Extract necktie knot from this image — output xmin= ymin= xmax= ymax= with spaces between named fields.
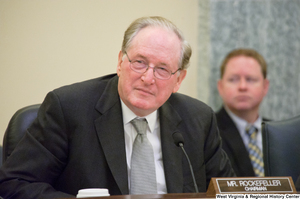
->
xmin=246 ymin=125 xmax=258 ymax=139
xmin=131 ymin=118 xmax=148 ymax=136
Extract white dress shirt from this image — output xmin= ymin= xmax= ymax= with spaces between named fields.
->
xmin=120 ymin=100 xmax=167 ymax=194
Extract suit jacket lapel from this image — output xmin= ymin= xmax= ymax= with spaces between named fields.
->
xmin=218 ymin=107 xmax=254 ymax=176
xmin=159 ymin=101 xmax=184 ymax=193
xmin=94 ymin=76 xmax=129 ymax=194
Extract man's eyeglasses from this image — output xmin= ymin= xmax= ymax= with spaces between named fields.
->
xmin=125 ymin=51 xmax=181 ymax=80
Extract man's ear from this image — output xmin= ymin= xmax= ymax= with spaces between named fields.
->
xmin=117 ymin=51 xmax=123 ymax=76
xmin=217 ymin=79 xmax=223 ymax=96
xmin=263 ymin=78 xmax=270 ymax=97
xmin=172 ymin=70 xmax=187 ymax=93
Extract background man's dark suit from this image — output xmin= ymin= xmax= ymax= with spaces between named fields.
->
xmin=0 ymin=74 xmax=234 ymax=199
xmin=216 ymin=107 xmax=253 ymax=177
xmin=216 ymin=107 xmax=269 ymax=177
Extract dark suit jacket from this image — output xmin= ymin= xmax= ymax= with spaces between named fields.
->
xmin=216 ymin=107 xmax=268 ymax=177
xmin=296 ymin=175 xmax=300 ymax=191
xmin=0 ymin=74 xmax=234 ymax=199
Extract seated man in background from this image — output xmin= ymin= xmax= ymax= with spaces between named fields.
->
xmin=0 ymin=16 xmax=234 ymax=199
xmin=216 ymin=48 xmax=269 ymax=177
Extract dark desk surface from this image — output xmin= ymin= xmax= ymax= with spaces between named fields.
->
xmin=60 ymin=193 xmax=213 ymax=199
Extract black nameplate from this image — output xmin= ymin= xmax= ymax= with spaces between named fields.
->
xmin=207 ymin=177 xmax=296 ymax=196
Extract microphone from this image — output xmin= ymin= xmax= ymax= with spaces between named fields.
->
xmin=172 ymin=132 xmax=199 ymax=193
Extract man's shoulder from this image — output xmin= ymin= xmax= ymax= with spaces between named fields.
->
xmin=56 ymin=74 xmax=116 ymax=90
xmin=215 ymin=106 xmax=229 ymax=119
xmin=168 ymin=92 xmax=212 ymax=113
xmin=52 ymin=74 xmax=117 ymax=95
xmin=215 ymin=107 xmax=236 ymax=130
xmin=44 ymin=74 xmax=118 ymax=107
xmin=262 ymin=117 xmax=272 ymax=122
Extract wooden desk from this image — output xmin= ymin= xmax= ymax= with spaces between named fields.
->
xmin=60 ymin=192 xmax=213 ymax=199
xmin=59 ymin=192 xmax=300 ymax=199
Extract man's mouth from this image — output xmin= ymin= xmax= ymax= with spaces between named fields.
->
xmin=136 ymin=88 xmax=153 ymax=96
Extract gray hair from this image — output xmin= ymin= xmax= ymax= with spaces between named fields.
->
xmin=121 ymin=16 xmax=192 ymax=70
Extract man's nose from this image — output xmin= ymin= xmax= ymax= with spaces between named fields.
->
xmin=141 ymin=66 xmax=155 ymax=84
xmin=238 ymin=79 xmax=247 ymax=89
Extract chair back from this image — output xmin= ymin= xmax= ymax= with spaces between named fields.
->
xmin=0 ymin=146 xmax=2 ymax=166
xmin=262 ymin=115 xmax=300 ymax=182
xmin=3 ymin=104 xmax=40 ymax=163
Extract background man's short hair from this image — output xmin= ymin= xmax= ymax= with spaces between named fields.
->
xmin=220 ymin=48 xmax=267 ymax=79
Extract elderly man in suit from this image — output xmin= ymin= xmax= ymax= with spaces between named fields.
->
xmin=216 ymin=48 xmax=269 ymax=177
xmin=0 ymin=16 xmax=234 ymax=199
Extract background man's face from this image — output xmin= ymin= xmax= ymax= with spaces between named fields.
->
xmin=218 ymin=56 xmax=269 ymax=114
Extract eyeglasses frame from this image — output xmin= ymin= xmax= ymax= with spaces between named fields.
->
xmin=124 ymin=51 xmax=181 ymax=80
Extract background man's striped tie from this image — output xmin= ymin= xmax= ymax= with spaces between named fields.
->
xmin=246 ymin=125 xmax=264 ymax=177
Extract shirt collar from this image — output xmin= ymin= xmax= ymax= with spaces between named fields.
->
xmin=224 ymin=106 xmax=262 ymax=133
xmin=120 ymin=99 xmax=158 ymax=133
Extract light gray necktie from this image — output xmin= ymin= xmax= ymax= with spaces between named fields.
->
xmin=130 ymin=118 xmax=157 ymax=195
